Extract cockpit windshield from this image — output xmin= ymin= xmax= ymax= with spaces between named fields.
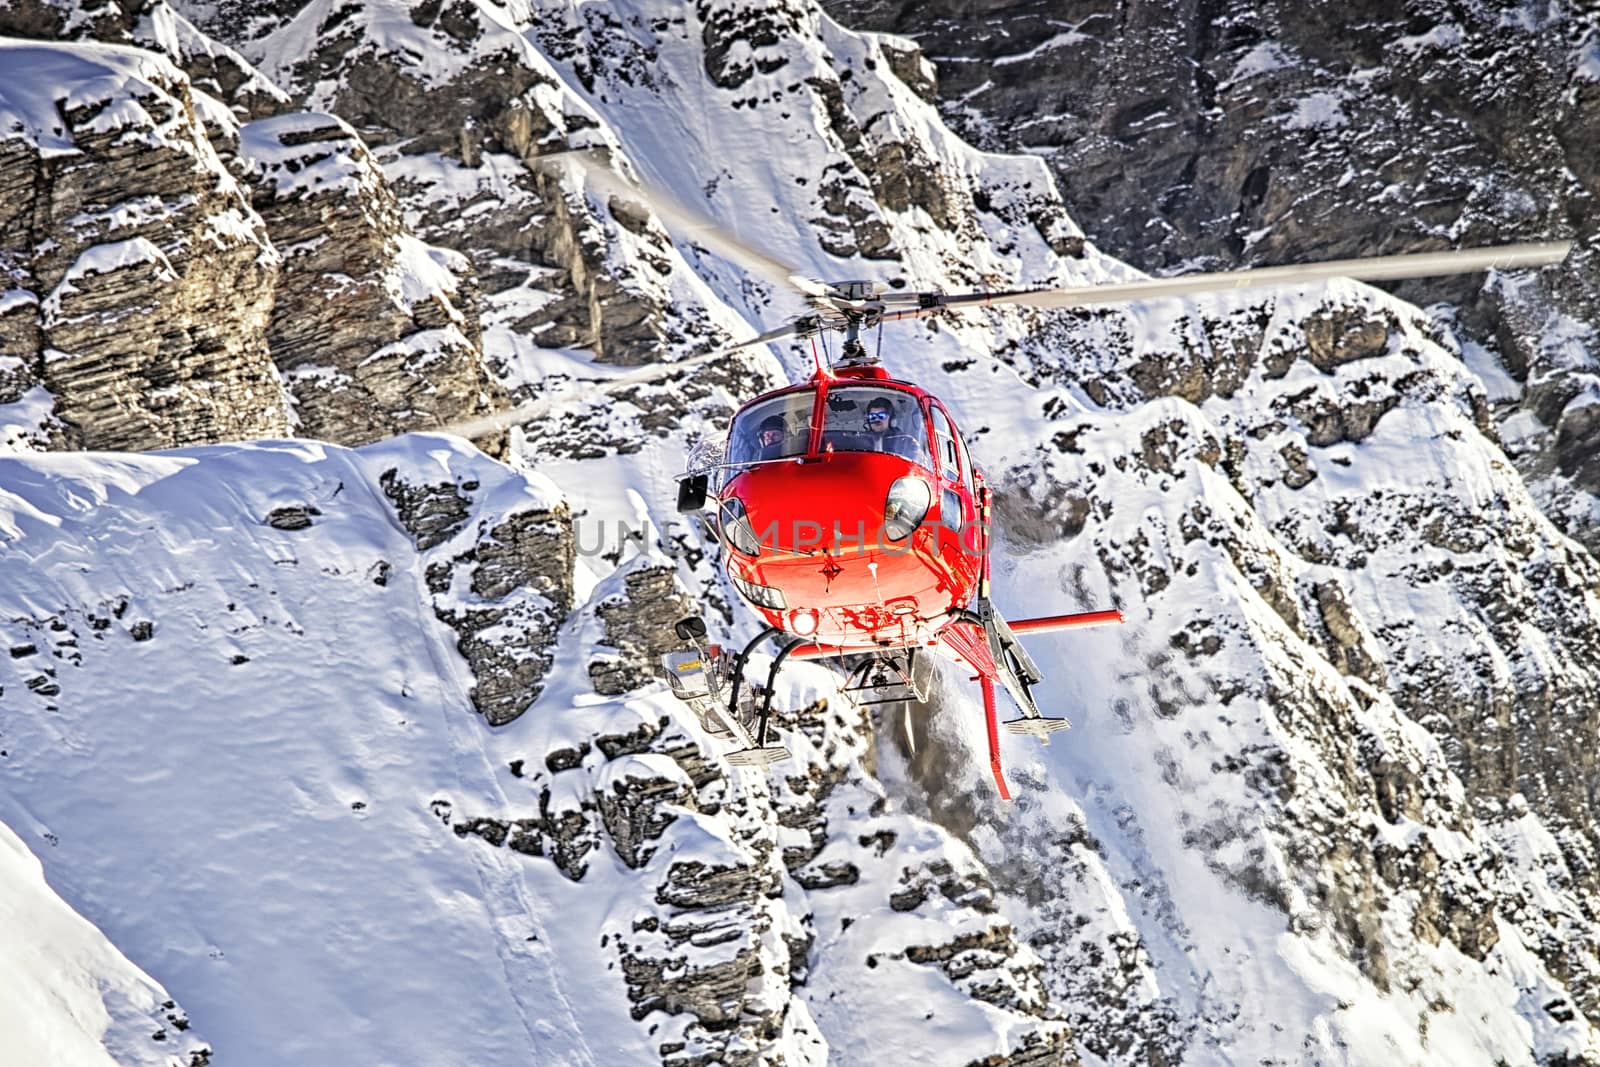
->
xmin=821 ymin=386 xmax=930 ymax=467
xmin=727 ymin=389 xmax=817 ymax=469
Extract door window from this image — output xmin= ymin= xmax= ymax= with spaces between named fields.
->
xmin=929 ymin=404 xmax=960 ymax=483
xmin=727 ymin=389 xmax=818 ymax=469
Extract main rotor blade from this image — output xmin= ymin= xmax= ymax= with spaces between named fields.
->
xmin=931 ymin=241 xmax=1573 ymax=313
xmin=708 ymin=318 xmax=813 ymax=355
xmin=541 ymin=148 xmax=830 ymax=299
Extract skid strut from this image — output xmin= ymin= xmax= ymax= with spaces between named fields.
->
xmin=971 ymin=487 xmax=1069 ymax=738
xmin=754 ymin=638 xmax=807 ymax=746
xmin=725 ymin=624 xmax=790 ymax=765
xmin=727 ymin=624 xmax=782 ymax=720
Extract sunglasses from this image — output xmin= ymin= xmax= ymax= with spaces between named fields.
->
xmin=865 ymin=410 xmax=891 ymax=422
xmin=758 ymin=429 xmax=784 ymax=444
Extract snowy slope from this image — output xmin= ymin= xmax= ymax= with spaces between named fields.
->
xmin=0 ymin=440 xmax=625 ymax=1065
xmin=0 ymin=821 xmax=209 ymax=1067
xmin=0 ymin=438 xmax=1070 ymax=1064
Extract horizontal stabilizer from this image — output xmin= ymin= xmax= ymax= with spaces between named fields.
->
xmin=726 ymin=746 xmax=792 ymax=767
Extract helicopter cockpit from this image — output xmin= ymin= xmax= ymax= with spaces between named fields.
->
xmin=726 ymin=383 xmax=934 ymax=473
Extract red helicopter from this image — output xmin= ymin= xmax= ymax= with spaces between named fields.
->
xmin=479 ymin=154 xmax=1570 ymax=799
xmin=666 ymin=334 xmax=1123 ymax=801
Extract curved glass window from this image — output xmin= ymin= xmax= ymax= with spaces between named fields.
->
xmin=820 ymin=386 xmax=930 ymax=467
xmin=727 ymin=389 xmax=817 ymax=469
xmin=929 ymin=404 xmax=960 ymax=483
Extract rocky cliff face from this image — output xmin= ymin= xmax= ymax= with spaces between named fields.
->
xmin=0 ymin=0 xmax=289 ymax=119
xmin=965 ymin=285 xmax=1600 ymax=1055
xmin=0 ymin=0 xmax=510 ymax=450
xmin=0 ymin=39 xmax=289 ymax=450
xmin=238 ymin=111 xmax=505 ymax=446
xmin=219 ymin=0 xmax=705 ymax=369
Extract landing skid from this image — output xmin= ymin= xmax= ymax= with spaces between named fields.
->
xmin=726 ymin=746 xmax=792 ymax=767
xmin=661 ymin=619 xmax=793 ymax=768
xmin=715 ymin=704 xmax=792 ymax=768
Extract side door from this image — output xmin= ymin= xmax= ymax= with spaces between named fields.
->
xmin=926 ymin=402 xmax=973 ymax=571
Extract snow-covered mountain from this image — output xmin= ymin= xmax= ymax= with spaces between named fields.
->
xmin=0 ymin=437 xmax=1071 ymax=1065
xmin=1 ymin=0 xmax=1598 ymax=1063
xmin=822 ymin=0 xmax=1600 ymax=560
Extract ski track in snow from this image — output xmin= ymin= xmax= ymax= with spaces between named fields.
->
xmin=347 ymin=453 xmax=597 ymax=1065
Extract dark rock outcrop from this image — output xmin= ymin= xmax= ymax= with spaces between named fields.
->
xmin=588 ymin=556 xmax=696 ymax=697
xmin=380 ymin=463 xmax=574 ymax=725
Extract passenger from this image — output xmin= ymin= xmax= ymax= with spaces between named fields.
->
xmin=755 ymin=414 xmax=787 ymax=460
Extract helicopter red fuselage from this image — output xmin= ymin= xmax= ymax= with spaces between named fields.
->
xmin=716 ymin=365 xmax=984 ymax=649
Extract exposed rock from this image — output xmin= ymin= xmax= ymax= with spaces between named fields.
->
xmin=378 ymin=468 xmax=471 ymax=550
xmin=449 ymin=775 xmax=599 ymax=882
xmin=597 ymin=754 xmax=695 ymax=869
xmin=875 ymin=32 xmax=936 ymax=105
xmin=1372 ymin=832 xmax=1500 ymax=961
xmin=236 ymin=112 xmax=507 ymax=447
xmin=239 ymin=0 xmax=680 ymax=367
xmin=0 ymin=40 xmax=291 ymax=450
xmin=1304 ymin=307 xmax=1396 ymax=372
xmin=264 ymin=504 xmax=320 ymax=530
xmin=380 ymin=463 xmax=574 ymax=725
xmin=588 ymin=556 xmax=696 ymax=696
xmin=1309 ymin=578 xmax=1385 ymax=688
xmin=1555 ymin=394 xmax=1600 ymax=497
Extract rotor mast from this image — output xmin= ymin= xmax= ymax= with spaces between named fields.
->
xmin=830 ymin=281 xmax=881 ymax=366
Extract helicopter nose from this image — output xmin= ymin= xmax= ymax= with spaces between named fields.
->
xmin=731 ymin=453 xmax=935 ymax=554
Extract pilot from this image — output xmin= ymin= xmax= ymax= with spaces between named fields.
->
xmin=755 ymin=414 xmax=787 ymax=460
xmin=863 ymin=397 xmax=920 ymax=459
